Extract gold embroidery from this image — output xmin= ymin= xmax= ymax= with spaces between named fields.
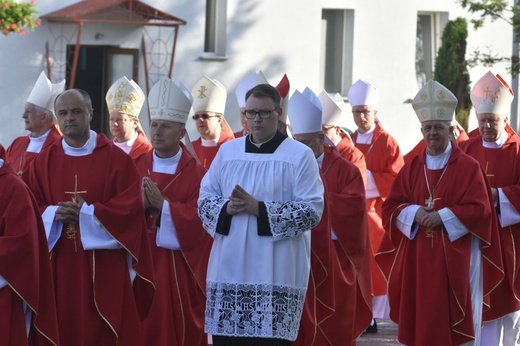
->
xmin=64 ymin=174 xmax=87 ymax=252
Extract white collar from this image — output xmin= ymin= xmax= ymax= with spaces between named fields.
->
xmin=152 ymin=147 xmax=183 ymax=174
xmin=482 ymin=129 xmax=508 ymax=149
xmin=113 ymin=131 xmax=138 ymax=154
xmin=425 ymin=141 xmax=452 ymax=169
xmin=62 ymin=130 xmax=97 ymax=156
xmin=201 ymin=133 xmax=220 ymax=147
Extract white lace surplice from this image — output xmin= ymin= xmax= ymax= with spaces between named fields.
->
xmin=198 ymin=136 xmax=324 ymax=341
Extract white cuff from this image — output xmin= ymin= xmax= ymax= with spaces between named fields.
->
xmin=397 ymin=205 xmax=421 ymax=239
xmin=79 ymin=203 xmax=121 ymax=250
xmin=42 ymin=205 xmax=62 ymax=251
xmin=439 ymin=208 xmax=469 ymax=242
xmin=365 ymin=170 xmax=381 ymax=199
xmin=498 ymin=188 xmax=520 ymax=227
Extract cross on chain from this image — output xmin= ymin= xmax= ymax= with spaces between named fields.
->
xmin=64 ymin=175 xmax=87 ymax=252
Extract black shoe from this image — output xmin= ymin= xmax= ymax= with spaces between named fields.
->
xmin=365 ymin=319 xmax=378 ymax=334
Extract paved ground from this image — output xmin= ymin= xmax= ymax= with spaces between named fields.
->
xmin=356 ymin=319 xmax=400 ymax=345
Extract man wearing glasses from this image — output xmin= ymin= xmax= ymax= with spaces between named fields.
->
xmin=190 ymin=76 xmax=234 ymax=169
xmin=198 ymin=84 xmax=324 ymax=345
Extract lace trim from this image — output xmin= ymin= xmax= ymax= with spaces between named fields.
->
xmin=205 ymin=282 xmax=306 ymax=341
xmin=265 ymin=201 xmax=321 ymax=240
xmin=198 ymin=195 xmax=226 ymax=236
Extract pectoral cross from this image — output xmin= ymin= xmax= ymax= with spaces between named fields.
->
xmin=425 ymin=196 xmax=440 ymax=208
xmin=425 ymin=228 xmax=436 ymax=248
xmin=64 ymin=175 xmax=87 ymax=252
xmin=485 ymin=161 xmax=494 ymax=178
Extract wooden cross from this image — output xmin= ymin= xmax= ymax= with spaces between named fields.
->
xmin=64 ymin=175 xmax=87 ymax=252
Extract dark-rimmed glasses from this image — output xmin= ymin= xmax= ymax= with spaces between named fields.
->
xmin=192 ymin=114 xmax=220 ymax=121
xmin=244 ymin=109 xmax=278 ymax=119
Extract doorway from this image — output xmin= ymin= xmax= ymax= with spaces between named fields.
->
xmin=66 ymin=45 xmax=139 ymax=137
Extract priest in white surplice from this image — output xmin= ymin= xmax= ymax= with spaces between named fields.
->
xmin=198 ymin=83 xmax=324 ymax=346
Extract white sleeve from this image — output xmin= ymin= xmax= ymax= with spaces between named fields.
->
xmin=79 ymin=203 xmax=121 ymax=250
xmin=396 ymin=205 xmax=421 ymax=239
xmin=0 ymin=275 xmax=6 ymax=289
xmin=42 ymin=205 xmax=63 ymax=251
xmin=365 ymin=170 xmax=381 ymax=199
xmin=156 ymin=200 xmax=181 ymax=250
xmin=498 ymin=188 xmax=520 ymax=227
xmin=438 ymin=208 xmax=470 ymax=242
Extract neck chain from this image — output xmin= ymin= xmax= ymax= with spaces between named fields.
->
xmin=423 ymin=163 xmax=449 ymax=208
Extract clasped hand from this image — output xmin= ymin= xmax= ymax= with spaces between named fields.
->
xmin=415 ymin=206 xmax=442 ymax=229
xmin=55 ymin=192 xmax=85 ymax=224
xmin=226 ymin=185 xmax=259 ymax=216
xmin=142 ymin=177 xmax=164 ymax=210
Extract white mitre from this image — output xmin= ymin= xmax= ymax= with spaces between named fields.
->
xmin=347 ymin=79 xmax=380 ymax=108
xmin=191 ymin=76 xmax=227 ymax=114
xmin=412 ymin=80 xmax=457 ymax=123
xmin=471 ymin=71 xmax=514 ymax=115
xmin=26 ymin=71 xmax=66 ymax=113
xmin=235 ymin=71 xmax=269 ymax=108
xmin=106 ymin=76 xmax=145 ymax=118
xmin=148 ymin=77 xmax=193 ymax=124
xmin=319 ymin=90 xmax=347 ymax=127
xmin=289 ymin=87 xmax=323 ymax=135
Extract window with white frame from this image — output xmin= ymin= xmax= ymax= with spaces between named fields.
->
xmin=204 ymin=0 xmax=227 ymax=58
xmin=320 ymin=9 xmax=354 ymax=95
xmin=416 ymin=12 xmax=448 ymax=88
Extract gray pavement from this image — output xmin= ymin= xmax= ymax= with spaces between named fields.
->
xmin=356 ymin=319 xmax=400 ymax=345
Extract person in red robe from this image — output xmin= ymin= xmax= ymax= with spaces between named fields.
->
xmin=135 ymin=77 xmax=212 ymax=345
xmin=319 ymin=90 xmax=367 ymax=186
xmin=26 ymin=89 xmax=155 ymax=346
xmin=404 ymin=120 xmax=469 ymax=163
xmin=6 ymin=71 xmax=64 ymax=176
xmin=190 ymin=76 xmax=234 ymax=169
xmin=376 ymin=80 xmax=503 ymax=345
xmin=106 ymin=76 xmax=152 ymax=159
xmin=460 ymin=71 xmax=520 ymax=345
xmin=0 ymin=158 xmax=59 ymax=346
xmin=291 ymin=88 xmax=371 ymax=345
xmin=348 ymin=79 xmax=404 ymax=328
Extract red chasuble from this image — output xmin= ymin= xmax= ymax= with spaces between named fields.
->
xmin=6 ymin=124 xmax=61 ymax=176
xmin=376 ymin=146 xmax=503 ymax=346
xmin=319 ymin=146 xmax=372 ymax=343
xmin=336 ymin=133 xmax=368 ymax=186
xmin=460 ymin=128 xmax=520 ymax=321
xmin=113 ymin=130 xmax=152 ymax=160
xmin=351 ymin=121 xmax=404 ymax=297
xmin=404 ymin=129 xmax=469 ymax=163
xmin=135 ymin=144 xmax=212 ymax=346
xmin=191 ymin=131 xmax=234 ymax=169
xmin=0 ymin=144 xmax=5 ymax=159
xmin=26 ymin=134 xmax=155 ymax=346
xmin=0 ymin=162 xmax=59 ymax=346
xmin=294 ymin=182 xmax=337 ymax=346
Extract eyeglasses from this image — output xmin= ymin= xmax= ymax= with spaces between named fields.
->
xmin=244 ymin=109 xmax=278 ymax=119
xmin=421 ymin=124 xmax=447 ymax=133
xmin=192 ymin=114 xmax=220 ymax=121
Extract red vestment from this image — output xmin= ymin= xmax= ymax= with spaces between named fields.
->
xmin=26 ymin=134 xmax=155 ymax=346
xmin=135 ymin=145 xmax=212 ymax=346
xmin=460 ymin=129 xmax=520 ymax=321
xmin=319 ymin=146 xmax=372 ymax=342
xmin=0 ymin=162 xmax=59 ymax=346
xmin=294 ymin=185 xmax=336 ymax=346
xmin=0 ymin=144 xmax=5 ymax=159
xmin=376 ymin=146 xmax=503 ymax=345
xmin=191 ymin=132 xmax=234 ymax=169
xmin=233 ymin=130 xmax=246 ymax=138
xmin=6 ymin=124 xmax=61 ymax=176
xmin=352 ymin=121 xmax=404 ymax=297
xmin=113 ymin=130 xmax=152 ymax=160
xmin=336 ymin=134 xmax=368 ymax=187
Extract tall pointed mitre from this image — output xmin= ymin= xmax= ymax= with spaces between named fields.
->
xmin=106 ymin=76 xmax=145 ymax=117
xmin=289 ymin=87 xmax=323 ymax=135
xmin=235 ymin=70 xmax=269 ymax=108
xmin=26 ymin=71 xmax=66 ymax=113
xmin=319 ymin=90 xmax=348 ymax=127
xmin=148 ymin=77 xmax=193 ymax=124
xmin=347 ymin=79 xmax=380 ymax=108
xmin=412 ymin=80 xmax=457 ymax=123
xmin=471 ymin=71 xmax=514 ymax=115
xmin=191 ymin=75 xmax=227 ymax=114
xmin=275 ymin=74 xmax=290 ymax=124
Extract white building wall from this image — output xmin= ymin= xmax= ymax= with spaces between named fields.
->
xmin=0 ymin=0 xmax=515 ymax=154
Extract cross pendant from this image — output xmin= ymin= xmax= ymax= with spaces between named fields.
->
xmin=425 ymin=196 xmax=440 ymax=208
xmin=425 ymin=228 xmax=435 ymax=248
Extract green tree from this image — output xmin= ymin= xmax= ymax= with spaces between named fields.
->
xmin=434 ymin=17 xmax=472 ymax=130
xmin=459 ymin=0 xmax=520 ymax=76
